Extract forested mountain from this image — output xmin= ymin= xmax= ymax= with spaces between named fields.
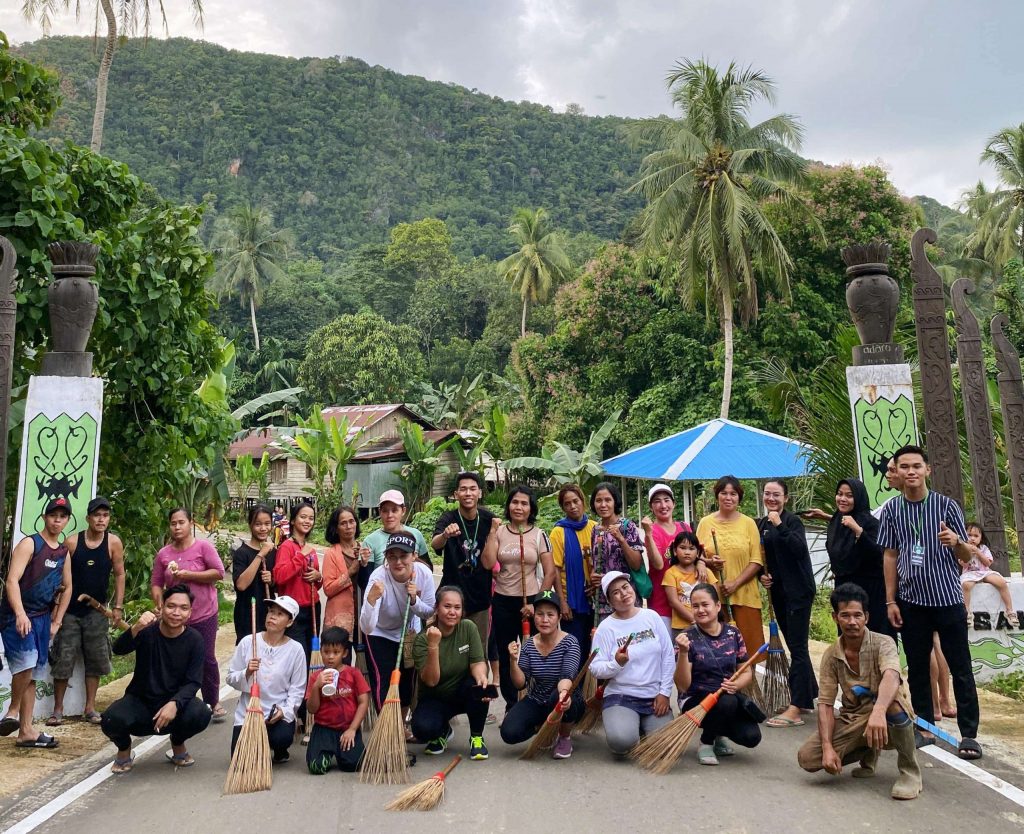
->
xmin=14 ymin=36 xmax=644 ymax=259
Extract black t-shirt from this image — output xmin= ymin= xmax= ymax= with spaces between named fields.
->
xmin=114 ymin=623 xmax=205 ymax=712
xmin=231 ymin=542 xmax=277 ymax=643
xmin=435 ymin=507 xmax=496 ymax=614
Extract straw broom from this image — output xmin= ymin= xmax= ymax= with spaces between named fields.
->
xmin=761 ymin=598 xmax=791 ymax=717
xmin=575 ymin=634 xmax=634 ymax=735
xmin=520 ymin=648 xmax=598 ymax=759
xmin=359 ymin=595 xmax=413 ymax=785
xmin=304 ymin=580 xmax=323 ymax=743
xmin=710 ymin=530 xmax=732 ymax=624
xmin=224 ymin=599 xmax=273 ymax=794
xmin=631 ymin=643 xmax=767 ymax=774
xmin=386 ymin=755 xmax=462 ymax=812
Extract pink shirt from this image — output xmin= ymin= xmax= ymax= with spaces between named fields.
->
xmin=648 ymin=521 xmax=691 ymax=617
xmin=152 ymin=538 xmax=225 ymax=624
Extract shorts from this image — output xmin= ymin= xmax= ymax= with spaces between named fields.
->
xmin=1 ymin=612 xmax=51 ymax=677
xmin=50 ymin=608 xmax=112 ymax=678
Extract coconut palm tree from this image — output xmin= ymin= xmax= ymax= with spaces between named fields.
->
xmin=628 ymin=59 xmax=808 ymax=419
xmin=498 ymin=207 xmax=571 ymax=338
xmin=211 ymin=203 xmax=292 ymax=353
xmin=965 ymin=125 xmax=1024 ymax=267
xmin=22 ymin=0 xmax=204 ymax=152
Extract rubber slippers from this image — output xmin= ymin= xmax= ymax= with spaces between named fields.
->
xmin=111 ymin=754 xmax=135 ymax=773
xmin=45 ymin=713 xmax=63 ymax=727
xmin=0 ymin=717 xmax=19 ymax=737
xmin=766 ymin=716 xmax=805 ymax=728
xmin=15 ymin=733 xmax=59 ymax=749
xmin=84 ymin=710 xmax=103 ymax=725
xmin=166 ymin=751 xmax=195 ymax=767
xmin=958 ymin=737 xmax=983 ymax=760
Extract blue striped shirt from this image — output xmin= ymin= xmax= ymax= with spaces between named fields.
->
xmin=517 ymin=634 xmax=581 ymax=703
xmin=876 ymin=491 xmax=967 ymax=607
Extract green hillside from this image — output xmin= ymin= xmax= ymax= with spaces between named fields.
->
xmin=14 ymin=36 xmax=644 ymax=259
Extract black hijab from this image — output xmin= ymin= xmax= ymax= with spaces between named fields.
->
xmin=825 ymin=478 xmax=878 ymax=577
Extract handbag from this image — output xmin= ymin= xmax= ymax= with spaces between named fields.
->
xmin=621 ymin=520 xmax=653 ymax=599
xmin=737 ymin=691 xmax=767 ymax=723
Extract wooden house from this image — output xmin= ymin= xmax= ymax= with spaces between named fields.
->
xmin=226 ymin=404 xmax=464 ymax=509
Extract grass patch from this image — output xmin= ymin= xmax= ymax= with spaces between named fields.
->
xmin=982 ymin=671 xmax=1024 ymax=702
xmin=809 ymin=586 xmax=837 ymax=643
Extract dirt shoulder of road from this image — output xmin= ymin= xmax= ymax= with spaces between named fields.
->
xmin=0 ymin=623 xmax=239 ymax=803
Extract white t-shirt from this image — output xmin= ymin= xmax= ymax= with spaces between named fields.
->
xmin=871 ymin=494 xmax=899 ymax=520
xmin=226 ymin=634 xmax=307 ymax=725
xmin=359 ymin=561 xmax=436 ymax=641
xmin=589 ymin=607 xmax=675 ymax=699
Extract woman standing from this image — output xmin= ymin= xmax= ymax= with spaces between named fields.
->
xmin=589 ymin=572 xmax=674 ymax=757
xmin=550 ymin=485 xmax=596 ymax=659
xmin=501 ymin=589 xmax=584 ymax=759
xmin=642 ymin=484 xmax=686 ymax=632
xmin=756 ymin=480 xmax=817 ymax=727
xmin=589 ymin=482 xmax=646 ymax=621
xmin=675 ymin=583 xmax=762 ymax=766
xmin=151 ymin=507 xmax=227 ymax=720
xmin=225 ymin=595 xmax=307 ymax=763
xmin=271 ymin=501 xmax=323 ymax=663
xmin=232 ymin=505 xmax=276 ymax=644
xmin=322 ymin=506 xmax=370 ymax=634
xmin=410 ymin=586 xmax=492 ymax=761
xmin=481 ymin=485 xmax=555 ymax=715
xmin=359 ymin=532 xmax=436 ymax=718
xmin=696 ymin=476 xmax=764 ymax=664
xmin=816 ymin=479 xmax=894 ymax=639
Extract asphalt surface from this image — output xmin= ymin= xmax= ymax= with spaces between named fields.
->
xmin=8 ymin=690 xmax=1024 ymax=834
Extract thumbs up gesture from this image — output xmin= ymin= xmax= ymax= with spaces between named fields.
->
xmin=937 ymin=521 xmax=960 ymax=548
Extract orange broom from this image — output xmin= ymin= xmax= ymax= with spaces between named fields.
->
xmin=575 ymin=633 xmax=634 ymax=735
xmin=520 ymin=648 xmax=598 ymax=759
xmin=224 ymin=599 xmax=273 ymax=794
xmin=632 ymin=643 xmax=767 ymax=774
xmin=386 ymin=755 xmax=462 ymax=811
xmin=359 ymin=595 xmax=412 ymax=785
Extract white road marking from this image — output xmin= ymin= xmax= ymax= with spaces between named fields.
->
xmin=921 ymin=745 xmax=1024 ymax=807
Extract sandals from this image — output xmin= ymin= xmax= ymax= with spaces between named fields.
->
xmin=84 ymin=710 xmax=103 ymax=725
xmin=766 ymin=716 xmax=805 ymax=728
xmin=1007 ymin=612 xmax=1020 ymax=629
xmin=15 ymin=733 xmax=59 ymax=749
xmin=167 ymin=751 xmax=195 ymax=767
xmin=0 ymin=716 xmax=20 ymax=736
xmin=210 ymin=705 xmax=228 ymax=723
xmin=111 ymin=754 xmax=135 ymax=774
xmin=45 ymin=712 xmax=63 ymax=727
xmin=958 ymin=737 xmax=983 ymax=760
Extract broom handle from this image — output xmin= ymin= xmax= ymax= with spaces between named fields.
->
xmin=391 ymin=594 xmax=414 ymax=683
xmin=250 ymin=597 xmax=260 ymax=694
xmin=561 ymin=648 xmax=599 ymax=702
xmin=261 ymin=553 xmax=271 ymax=600
xmin=519 ymin=529 xmax=530 ymax=638
xmin=77 ymin=594 xmax=133 ymax=631
xmin=721 ymin=643 xmax=767 ymax=689
xmin=434 ymin=754 xmax=462 ymax=780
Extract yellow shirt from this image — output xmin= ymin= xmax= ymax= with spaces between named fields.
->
xmin=549 ymin=520 xmax=596 ymax=608
xmin=662 ymin=565 xmax=699 ymax=629
xmin=696 ymin=514 xmax=764 ymax=609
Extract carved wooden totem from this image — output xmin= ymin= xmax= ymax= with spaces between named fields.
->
xmin=910 ymin=228 xmax=964 ymax=504
xmin=0 ymin=235 xmax=18 ymax=550
xmin=952 ymin=280 xmax=1008 ymax=574
xmin=992 ymin=314 xmax=1024 ymax=562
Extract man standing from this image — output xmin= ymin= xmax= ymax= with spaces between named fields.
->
xmin=434 ymin=472 xmax=497 ymax=678
xmin=798 ymin=583 xmax=921 ymax=800
xmin=878 ymin=444 xmax=981 ymax=759
xmin=0 ymin=498 xmax=74 ymax=748
xmin=48 ymin=496 xmax=126 ymax=726
xmin=363 ymin=490 xmax=429 ymax=570
xmin=101 ymin=585 xmax=211 ymax=771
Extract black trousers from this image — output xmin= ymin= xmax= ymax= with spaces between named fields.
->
xmin=560 ymin=611 xmax=593 ymax=662
xmin=306 ymin=724 xmax=364 ymax=774
xmin=285 ymin=604 xmax=322 ymax=665
xmin=771 ymin=593 xmax=818 ymax=711
xmin=492 ymin=593 xmax=532 ymax=711
xmin=411 ymin=677 xmax=490 ymax=740
xmin=682 ymin=692 xmax=762 ymax=747
xmin=898 ymin=599 xmax=979 ymax=738
xmin=499 ymin=692 xmax=585 ymax=745
xmin=231 ymin=719 xmax=296 ymax=756
xmin=365 ymin=634 xmax=415 ymax=712
xmin=101 ymin=694 xmax=211 ymax=750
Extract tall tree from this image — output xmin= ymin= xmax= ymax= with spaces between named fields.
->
xmin=22 ymin=0 xmax=204 ymax=152
xmin=497 ymin=207 xmax=571 ymax=338
xmin=210 ymin=202 xmax=292 ymax=352
xmin=966 ymin=125 xmax=1024 ymax=266
xmin=628 ymin=59 xmax=807 ymax=418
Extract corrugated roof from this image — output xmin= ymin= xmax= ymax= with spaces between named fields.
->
xmin=601 ymin=419 xmax=814 ymax=481
xmin=226 ymin=429 xmax=287 ymax=461
xmin=354 ymin=430 xmax=461 ymax=462
xmin=320 ymin=403 xmax=424 ymax=430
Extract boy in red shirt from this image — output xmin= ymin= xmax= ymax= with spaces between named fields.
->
xmin=306 ymin=626 xmax=370 ymax=774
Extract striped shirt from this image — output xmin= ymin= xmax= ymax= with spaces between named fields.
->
xmin=517 ymin=633 xmax=581 ymax=703
xmin=876 ymin=490 xmax=967 ymax=607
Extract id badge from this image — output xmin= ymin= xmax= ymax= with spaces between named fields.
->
xmin=911 ymin=543 xmax=925 ymax=568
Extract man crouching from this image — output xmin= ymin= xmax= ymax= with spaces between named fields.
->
xmin=797 ymin=583 xmax=921 ymax=800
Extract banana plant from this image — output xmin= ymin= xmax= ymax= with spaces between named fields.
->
xmin=394 ymin=420 xmax=458 ymax=513
xmin=225 ymin=451 xmax=270 ymax=501
xmin=504 ymin=409 xmax=621 ymax=493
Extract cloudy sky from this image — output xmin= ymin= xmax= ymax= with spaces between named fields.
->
xmin=3 ymin=0 xmax=1021 ymax=204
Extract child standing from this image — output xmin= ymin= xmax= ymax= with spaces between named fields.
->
xmin=662 ymin=531 xmax=703 ymax=638
xmin=962 ymin=523 xmax=1019 ymax=628
xmin=306 ymin=627 xmax=371 ymax=774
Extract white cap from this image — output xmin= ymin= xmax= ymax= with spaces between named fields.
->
xmin=600 ymin=570 xmax=631 ymax=599
xmin=378 ymin=489 xmax=406 ymax=507
xmin=265 ymin=595 xmax=299 ymax=619
xmin=648 ymin=483 xmax=674 ymax=502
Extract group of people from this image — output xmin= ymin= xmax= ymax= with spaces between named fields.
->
xmin=0 ymin=443 xmax=1006 ymax=801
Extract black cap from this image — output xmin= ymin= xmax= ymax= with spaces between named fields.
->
xmin=385 ymin=532 xmax=417 ymax=554
xmin=44 ymin=497 xmax=71 ymax=516
xmin=533 ymin=589 xmax=562 ymax=611
xmin=87 ymin=496 xmax=111 ymax=514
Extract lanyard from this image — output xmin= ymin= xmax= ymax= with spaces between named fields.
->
xmin=457 ymin=511 xmax=480 ymax=549
xmin=904 ymin=492 xmax=929 ymax=544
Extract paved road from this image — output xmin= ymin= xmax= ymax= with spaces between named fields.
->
xmin=12 ymin=690 xmax=1024 ymax=834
